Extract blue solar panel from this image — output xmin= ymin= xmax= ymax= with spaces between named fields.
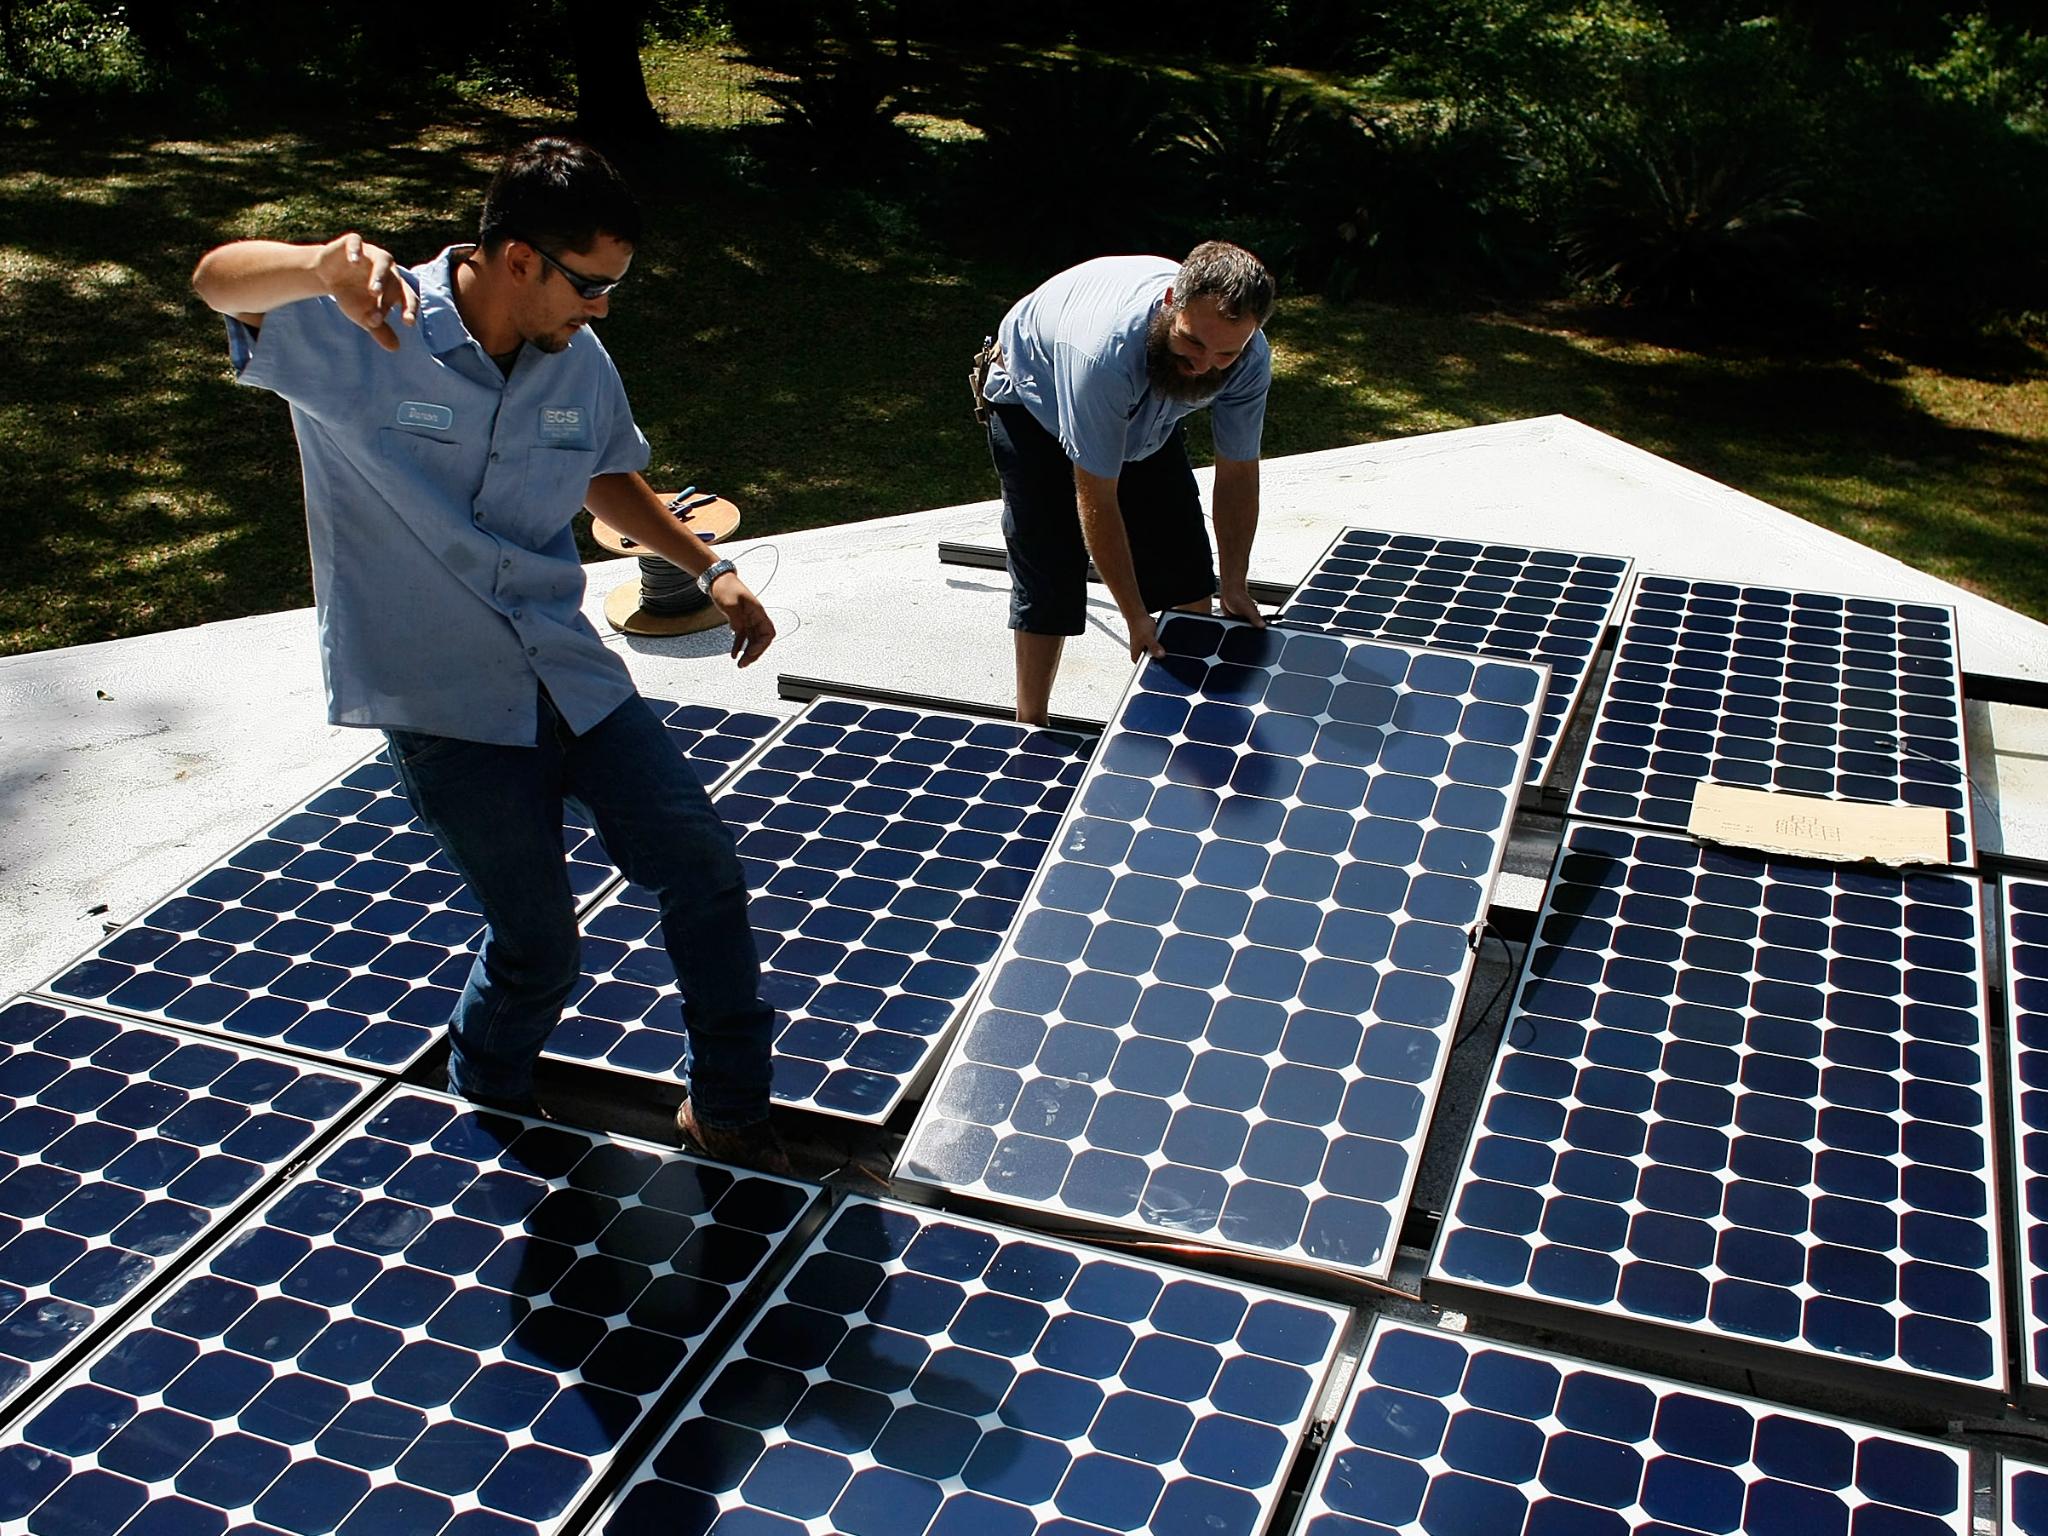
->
xmin=1301 ymin=1319 xmax=1970 ymax=1536
xmin=548 ymin=700 xmax=1092 ymax=1122
xmin=1431 ymin=820 xmax=2003 ymax=1393
xmin=594 ymin=1195 xmax=1347 ymax=1536
xmin=0 ymin=1088 xmax=818 ymax=1536
xmin=2010 ymin=1461 xmax=2048 ymax=1534
xmin=1279 ymin=527 xmax=1632 ymax=790
xmin=38 ymin=700 xmax=782 ymax=1073
xmin=1571 ymin=576 xmax=1972 ymax=866
xmin=901 ymin=613 xmax=1546 ymax=1280
xmin=0 ymin=996 xmax=374 ymax=1420
xmin=2003 ymin=875 xmax=2048 ymax=1395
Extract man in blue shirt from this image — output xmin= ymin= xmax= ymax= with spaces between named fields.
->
xmin=980 ymin=243 xmax=1275 ymax=723
xmin=192 ymin=139 xmax=790 ymax=1173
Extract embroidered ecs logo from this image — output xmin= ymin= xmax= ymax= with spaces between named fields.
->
xmin=396 ymin=401 xmax=453 ymax=430
xmin=538 ymin=406 xmax=585 ymax=444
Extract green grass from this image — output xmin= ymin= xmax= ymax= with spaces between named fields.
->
xmin=1 ymin=41 xmax=2043 ymax=656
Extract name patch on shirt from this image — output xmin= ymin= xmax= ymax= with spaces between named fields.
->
xmin=395 ymin=401 xmax=454 ymax=431
xmin=538 ymin=406 xmax=588 ymax=445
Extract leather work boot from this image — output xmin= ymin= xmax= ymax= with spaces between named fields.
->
xmin=675 ymin=1098 xmax=797 ymax=1178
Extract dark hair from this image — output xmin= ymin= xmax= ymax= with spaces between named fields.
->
xmin=478 ymin=138 xmax=643 ymax=255
xmin=1174 ymin=240 xmax=1276 ymax=325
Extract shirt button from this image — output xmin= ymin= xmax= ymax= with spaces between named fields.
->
xmin=501 ymin=559 xmax=512 ymax=571
xmin=512 ymin=608 xmax=524 ymax=620
xmin=527 ymin=646 xmax=538 ymax=657
xmin=490 ymin=452 xmax=500 ymax=462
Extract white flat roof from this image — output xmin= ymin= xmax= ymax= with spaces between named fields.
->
xmin=5 ymin=414 xmax=2044 ymax=1002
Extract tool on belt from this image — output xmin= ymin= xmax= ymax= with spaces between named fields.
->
xmin=969 ymin=335 xmax=1000 ymax=426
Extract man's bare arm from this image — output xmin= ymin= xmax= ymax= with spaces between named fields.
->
xmin=191 ymin=233 xmax=418 ymax=352
xmin=1073 ymin=464 xmax=1165 ymax=663
xmin=584 ymin=473 xmax=776 ymax=668
xmin=1211 ymin=455 xmax=1263 ymax=626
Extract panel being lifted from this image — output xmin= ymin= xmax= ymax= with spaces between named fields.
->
xmin=1296 ymin=1319 xmax=1970 ymax=1536
xmin=1570 ymin=575 xmax=1972 ymax=866
xmin=595 ymin=1196 xmax=1348 ymax=1536
xmin=0 ymin=1089 xmax=820 ymax=1536
xmin=1430 ymin=821 xmax=2003 ymax=1396
xmin=547 ymin=700 xmax=1093 ymax=1122
xmin=37 ymin=700 xmax=782 ymax=1073
xmin=0 ymin=997 xmax=374 ymax=1421
xmin=902 ymin=613 xmax=1546 ymax=1281
xmin=1279 ymin=526 xmax=1632 ymax=791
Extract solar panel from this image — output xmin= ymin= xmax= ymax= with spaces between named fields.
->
xmin=37 ymin=700 xmax=782 ymax=1073
xmin=1299 ymin=1319 xmax=1971 ymax=1536
xmin=901 ymin=613 xmax=1547 ymax=1280
xmin=1278 ymin=527 xmax=1632 ymax=790
xmin=2002 ymin=875 xmax=2048 ymax=1395
xmin=1430 ymin=820 xmax=2003 ymax=1394
xmin=1570 ymin=575 xmax=1972 ymax=866
xmin=0 ymin=996 xmax=374 ymax=1420
xmin=547 ymin=700 xmax=1093 ymax=1122
xmin=2009 ymin=1460 xmax=2048 ymax=1534
xmin=0 ymin=1088 xmax=819 ymax=1536
xmin=594 ymin=1195 xmax=1348 ymax=1536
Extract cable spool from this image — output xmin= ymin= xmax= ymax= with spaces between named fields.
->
xmin=594 ymin=488 xmax=742 ymax=637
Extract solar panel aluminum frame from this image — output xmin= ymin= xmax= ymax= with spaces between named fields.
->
xmin=1568 ymin=573 xmax=1975 ymax=868
xmin=30 ymin=700 xmax=787 ymax=1076
xmin=2000 ymin=874 xmax=2048 ymax=1402
xmin=545 ymin=697 xmax=1096 ymax=1126
xmin=1427 ymin=821 xmax=2008 ymax=1405
xmin=590 ymin=1193 xmax=1355 ymax=1536
xmin=897 ymin=613 xmax=1550 ymax=1285
xmin=0 ymin=999 xmax=384 ymax=1437
xmin=1292 ymin=1316 xmax=1975 ymax=1536
xmin=0 ymin=1086 xmax=827 ymax=1536
xmin=1277 ymin=525 xmax=1636 ymax=797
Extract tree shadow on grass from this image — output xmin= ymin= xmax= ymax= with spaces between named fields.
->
xmin=1262 ymin=300 xmax=2048 ymax=620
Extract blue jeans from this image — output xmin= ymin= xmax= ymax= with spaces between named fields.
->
xmin=385 ymin=691 xmax=773 ymax=1127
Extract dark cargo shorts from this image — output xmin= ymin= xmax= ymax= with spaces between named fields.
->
xmin=989 ymin=403 xmax=1215 ymax=635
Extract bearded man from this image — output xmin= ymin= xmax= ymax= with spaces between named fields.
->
xmin=976 ymin=241 xmax=1276 ymax=723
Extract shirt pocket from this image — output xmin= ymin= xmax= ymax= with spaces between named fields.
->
xmin=377 ymin=425 xmax=465 ymax=491
xmin=524 ymin=445 xmax=600 ymax=526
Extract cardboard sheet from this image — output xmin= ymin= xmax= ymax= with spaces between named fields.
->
xmin=1686 ymin=783 xmax=1951 ymax=867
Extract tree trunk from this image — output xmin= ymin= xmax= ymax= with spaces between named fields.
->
xmin=574 ymin=5 xmax=662 ymax=144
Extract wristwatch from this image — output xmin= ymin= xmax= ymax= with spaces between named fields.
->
xmin=696 ymin=557 xmax=737 ymax=597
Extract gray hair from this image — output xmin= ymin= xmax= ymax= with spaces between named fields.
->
xmin=1174 ymin=240 xmax=1276 ymax=325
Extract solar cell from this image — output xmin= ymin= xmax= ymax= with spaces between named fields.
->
xmin=1431 ymin=820 xmax=2003 ymax=1393
xmin=901 ymin=613 xmax=1546 ymax=1280
xmin=547 ymin=700 xmax=1092 ymax=1121
xmin=2001 ymin=875 xmax=2048 ymax=1395
xmin=1299 ymin=1319 xmax=1971 ymax=1536
xmin=2010 ymin=1460 xmax=2048 ymax=1534
xmin=1278 ymin=527 xmax=1632 ymax=790
xmin=0 ymin=996 xmax=373 ymax=1419
xmin=595 ymin=1195 xmax=1348 ymax=1536
xmin=37 ymin=700 xmax=782 ymax=1073
xmin=1570 ymin=575 xmax=1972 ymax=866
xmin=0 ymin=1088 xmax=818 ymax=1536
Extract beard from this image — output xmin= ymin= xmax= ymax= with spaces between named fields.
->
xmin=1145 ymin=306 xmax=1237 ymax=404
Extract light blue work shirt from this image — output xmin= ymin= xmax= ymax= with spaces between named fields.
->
xmin=983 ymin=255 xmax=1271 ymax=480
xmin=226 ymin=246 xmax=649 ymax=745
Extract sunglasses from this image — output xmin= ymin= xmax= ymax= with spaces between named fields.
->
xmin=518 ymin=238 xmax=626 ymax=300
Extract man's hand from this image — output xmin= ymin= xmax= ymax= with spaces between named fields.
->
xmin=709 ymin=571 xmax=776 ymax=667
xmin=1219 ymin=582 xmax=1265 ymax=627
xmin=1126 ymin=610 xmax=1164 ymax=665
xmin=315 ymin=234 xmax=418 ymax=353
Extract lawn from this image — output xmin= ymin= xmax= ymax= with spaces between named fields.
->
xmin=1 ymin=41 xmax=2042 ymax=656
